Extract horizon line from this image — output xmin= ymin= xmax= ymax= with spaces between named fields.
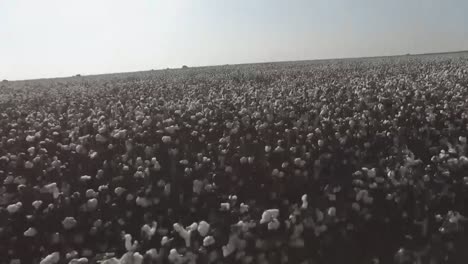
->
xmin=6 ymin=49 xmax=468 ymax=82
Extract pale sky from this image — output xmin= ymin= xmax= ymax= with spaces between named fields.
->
xmin=1 ymin=0 xmax=467 ymax=80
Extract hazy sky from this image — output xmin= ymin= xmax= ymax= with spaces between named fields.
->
xmin=1 ymin=0 xmax=467 ymax=80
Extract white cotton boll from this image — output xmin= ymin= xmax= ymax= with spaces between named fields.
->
xmin=114 ymin=187 xmax=126 ymax=196
xmin=7 ymin=202 xmax=22 ymax=214
xmin=192 ymin=180 xmax=203 ymax=194
xmin=146 ymin=248 xmax=159 ymax=260
xmin=80 ymin=175 xmax=92 ymax=182
xmin=197 ymin=221 xmax=210 ymax=237
xmin=328 ymin=207 xmax=336 ymax=217
xmin=281 ymin=162 xmax=289 ymax=168
xmin=85 ymin=189 xmax=96 ymax=198
xmin=77 ymin=258 xmax=88 ymax=264
xmin=124 ymin=234 xmax=133 ymax=251
xmin=100 ymin=258 xmax=119 ymax=264
xmin=95 ymin=134 xmax=107 ymax=143
xmin=26 ymin=135 xmax=35 ymax=142
xmin=87 ymin=198 xmax=98 ymax=211
xmin=356 ymin=190 xmax=366 ymax=201
xmin=98 ymin=185 xmax=108 ymax=192
xmin=133 ymin=253 xmax=143 ymax=264
xmin=40 ymin=252 xmax=60 ymax=264
xmin=136 ymin=196 xmax=152 ymax=208
xmin=168 ymin=249 xmax=181 ymax=263
xmin=279 ymin=171 xmax=285 ymax=178
xmin=187 ymin=222 xmax=198 ymax=232
xmin=126 ymin=193 xmax=135 ymax=202
xmin=240 ymin=156 xmax=247 ymax=164
xmin=352 ymin=202 xmax=361 ymax=211
xmin=363 ymin=196 xmax=373 ymax=204
xmin=173 ymin=223 xmax=190 ymax=247
xmin=368 ymin=168 xmax=376 ymax=178
xmin=24 ymin=227 xmax=38 ymax=237
xmin=162 ymin=136 xmax=171 ymax=143
xmin=203 ymin=236 xmax=215 ymax=246
xmin=248 ymin=156 xmax=254 ymax=164
xmin=265 ymin=145 xmax=271 ymax=153
xmin=274 ymin=146 xmax=284 ymax=153
xmin=272 ymin=169 xmax=279 ymax=177
xmin=220 ymin=203 xmax=230 ymax=211
xmin=27 ymin=146 xmax=35 ymax=154
xmin=66 ymin=250 xmax=78 ymax=260
xmin=166 ymin=126 xmax=178 ymax=134
xmin=222 ymin=243 xmax=236 ymax=257
xmin=268 ymin=218 xmax=280 ymax=230
xmin=240 ymin=203 xmax=249 ymax=214
xmin=25 ymin=161 xmax=34 ymax=169
xmin=301 ymin=194 xmax=308 ymax=209
xmin=62 ymin=217 xmax=77 ymax=230
xmin=32 ymin=200 xmax=43 ymax=209
xmin=134 ymin=171 xmax=144 ymax=179
xmin=161 ymin=236 xmax=169 ymax=246
xmin=316 ymin=209 xmax=324 ymax=222
xmin=260 ymin=209 xmax=280 ymax=224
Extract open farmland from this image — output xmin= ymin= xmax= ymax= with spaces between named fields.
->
xmin=1 ymin=52 xmax=468 ymax=264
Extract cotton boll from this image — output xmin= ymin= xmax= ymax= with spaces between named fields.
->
xmin=80 ymin=175 xmax=92 ymax=181
xmin=7 ymin=202 xmax=22 ymax=214
xmin=85 ymin=189 xmax=96 ymax=198
xmin=161 ymin=236 xmax=170 ymax=246
xmin=65 ymin=251 xmax=78 ymax=260
xmin=114 ymin=187 xmax=126 ymax=196
xmin=187 ymin=222 xmax=198 ymax=232
xmin=363 ymin=196 xmax=373 ymax=205
xmin=87 ymin=198 xmax=98 ymax=211
xmin=146 ymin=248 xmax=159 ymax=260
xmin=352 ymin=202 xmax=361 ymax=211
xmin=197 ymin=221 xmax=210 ymax=237
xmin=24 ymin=161 xmax=34 ymax=169
xmin=203 ymin=236 xmax=215 ymax=246
xmin=222 ymin=243 xmax=236 ymax=257
xmin=328 ymin=207 xmax=336 ymax=217
xmin=100 ymin=258 xmax=120 ymax=264
xmin=62 ymin=217 xmax=77 ymax=230
xmin=301 ymin=194 xmax=308 ymax=209
xmin=220 ymin=203 xmax=230 ymax=211
xmin=32 ymin=200 xmax=43 ymax=209
xmin=240 ymin=203 xmax=249 ymax=214
xmin=173 ymin=223 xmax=190 ymax=247
xmin=260 ymin=209 xmax=280 ymax=224
xmin=24 ymin=227 xmax=38 ymax=237
xmin=272 ymin=169 xmax=279 ymax=177
xmin=309 ymin=210 xmax=322 ymax=224
xmin=126 ymin=193 xmax=134 ymax=201
xmin=168 ymin=249 xmax=181 ymax=263
xmin=132 ymin=253 xmax=143 ymax=264
xmin=40 ymin=252 xmax=60 ymax=264
xmin=267 ymin=218 xmax=280 ymax=230
xmin=240 ymin=157 xmax=247 ymax=164
xmin=265 ymin=145 xmax=271 ymax=152
xmin=162 ymin=136 xmax=172 ymax=143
